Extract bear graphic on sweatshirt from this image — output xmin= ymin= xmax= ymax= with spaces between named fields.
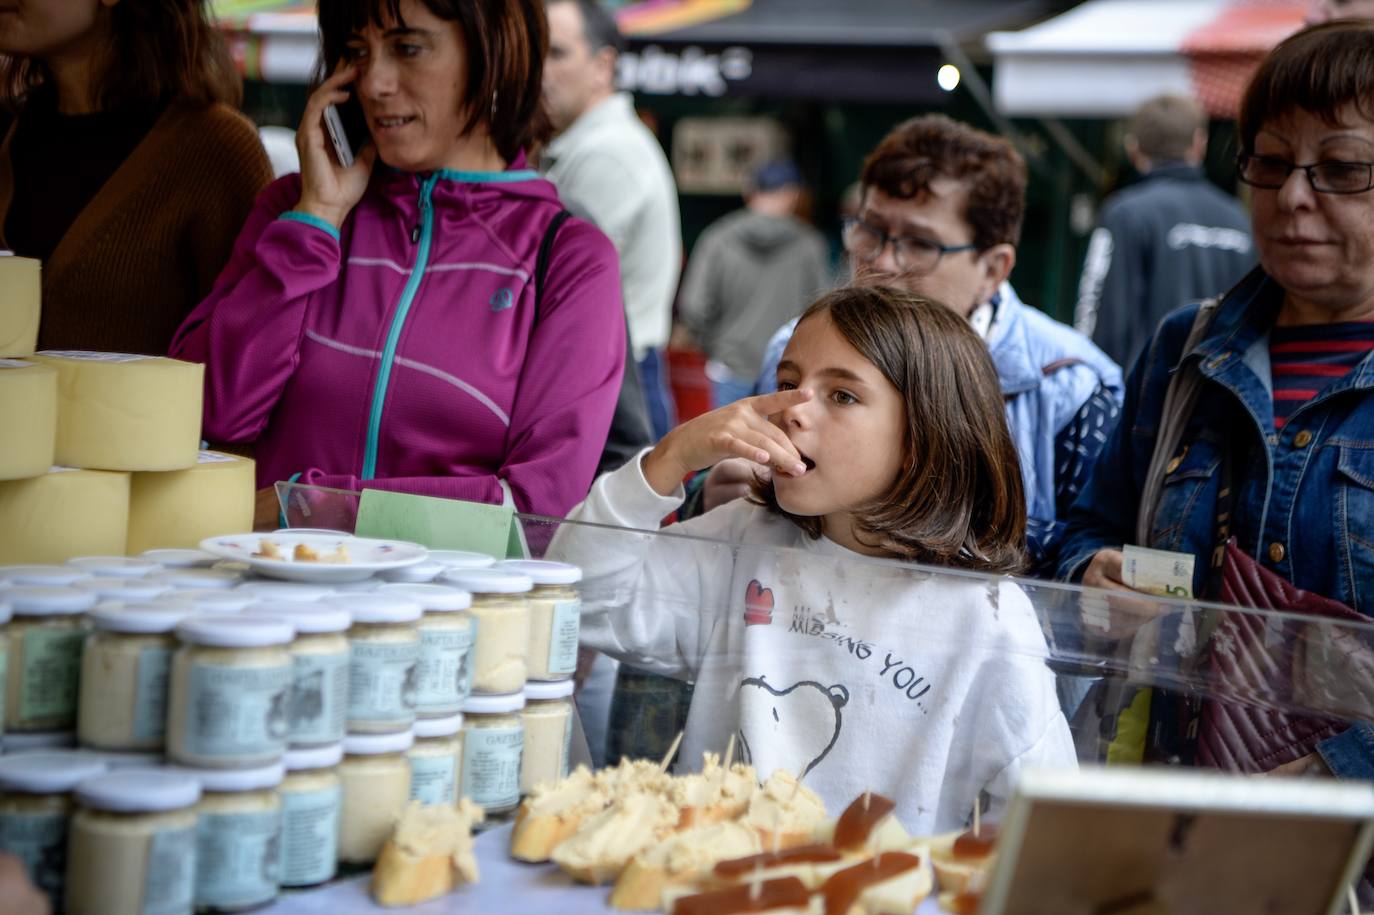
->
xmin=736 ymin=675 xmax=849 ymax=779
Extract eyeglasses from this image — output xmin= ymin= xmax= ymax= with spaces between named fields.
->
xmin=841 ymin=217 xmax=977 ymax=275
xmin=1236 ymin=153 xmax=1374 ymax=195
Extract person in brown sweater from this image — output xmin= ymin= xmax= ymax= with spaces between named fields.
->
xmin=0 ymin=0 xmax=273 ymax=356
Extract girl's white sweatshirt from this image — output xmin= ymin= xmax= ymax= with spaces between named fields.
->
xmin=549 ymin=454 xmax=1078 ymax=834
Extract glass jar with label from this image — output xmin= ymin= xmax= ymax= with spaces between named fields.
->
xmin=74 ymin=577 xmax=174 ymax=606
xmin=4 ymin=586 xmax=96 ymax=733
xmin=496 ymin=560 xmax=582 ymax=681
xmin=378 ymin=583 xmax=474 ymax=717
xmin=520 ymin=679 xmax=575 ymax=794
xmin=459 ymin=692 xmax=525 ymax=816
xmin=256 ymin=602 xmax=351 ymax=748
xmin=78 ymin=605 xmax=191 ymax=752
xmin=166 ymin=615 xmax=295 ymax=768
xmin=407 ymin=714 xmax=463 ymax=807
xmin=338 ymin=730 xmax=413 ymax=865
xmin=279 ymin=744 xmax=342 ymax=888
xmin=441 ymin=569 xmax=532 ymax=696
xmin=0 ymin=751 xmax=107 ymax=908
xmin=336 ymin=593 xmax=422 ymax=734
xmin=190 ymin=762 xmax=285 ymax=912
xmin=67 ymin=557 xmax=160 ymax=579
xmin=66 ymin=770 xmax=201 ymax=915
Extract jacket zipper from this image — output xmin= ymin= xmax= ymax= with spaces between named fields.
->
xmin=361 ymin=173 xmax=439 ymax=480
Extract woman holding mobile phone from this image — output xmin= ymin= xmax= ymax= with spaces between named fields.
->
xmin=172 ymin=0 xmax=626 ymax=521
xmin=0 ymin=0 xmax=273 ymax=354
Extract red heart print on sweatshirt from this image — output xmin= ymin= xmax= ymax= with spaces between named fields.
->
xmin=744 ymin=579 xmax=774 ymax=626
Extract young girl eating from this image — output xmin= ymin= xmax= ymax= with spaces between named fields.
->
xmin=550 ymin=285 xmax=1077 ymax=833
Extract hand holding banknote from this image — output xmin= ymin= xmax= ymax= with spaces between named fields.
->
xmin=1081 ymin=545 xmax=1196 ymax=638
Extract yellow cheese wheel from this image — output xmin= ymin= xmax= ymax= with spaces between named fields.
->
xmin=33 ymin=352 xmax=204 ymax=472
xmin=0 ymin=359 xmax=57 ymax=480
xmin=0 ymin=467 xmax=130 ymax=563
xmin=126 ymin=450 xmax=255 ymax=554
xmin=0 ymin=256 xmax=40 ymax=357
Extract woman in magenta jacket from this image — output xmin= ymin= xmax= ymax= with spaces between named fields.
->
xmin=172 ymin=0 xmax=626 ymax=520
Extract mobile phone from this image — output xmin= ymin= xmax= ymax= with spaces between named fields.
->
xmin=323 ymin=95 xmax=368 ymax=167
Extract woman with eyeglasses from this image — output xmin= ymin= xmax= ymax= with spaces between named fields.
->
xmin=1058 ymin=20 xmax=1374 ymax=779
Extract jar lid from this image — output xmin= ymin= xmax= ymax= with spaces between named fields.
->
xmin=285 ymin=744 xmax=344 ymax=771
xmin=377 ymin=583 xmax=472 ymax=612
xmin=463 ymin=692 xmax=526 ymax=714
xmin=0 ymin=600 xmax=11 ymax=626
xmin=176 ymin=614 xmax=295 ymax=648
xmin=2 ymin=731 xmax=75 ymax=753
xmin=427 ymin=550 xmax=496 ymax=570
xmin=76 ymin=770 xmax=200 ymax=812
xmin=211 ymin=560 xmax=252 ymax=575
xmin=413 ymin=714 xmax=464 ymax=738
xmin=257 ymin=601 xmax=351 ymax=634
xmin=525 ymin=679 xmax=576 ymax=701
xmin=343 ymin=730 xmax=414 ymax=755
xmin=140 ymin=548 xmax=218 ymax=568
xmin=90 ymin=604 xmax=192 ymax=634
xmin=2 ymin=586 xmax=97 ymax=615
xmin=159 ymin=589 xmax=258 ymax=614
xmin=76 ymin=577 xmax=173 ymax=602
xmin=497 ymin=560 xmax=583 ymax=585
xmin=330 ymin=578 xmax=381 ymax=593
xmin=0 ymin=565 xmax=91 ymax=587
xmin=80 ymin=750 xmax=164 ymax=770
xmin=68 ymin=556 xmax=160 ymax=578
xmin=236 ymin=580 xmax=336 ymax=603
xmin=188 ymin=761 xmax=285 ymax=793
xmin=149 ymin=568 xmax=241 ymax=590
xmin=441 ymin=568 xmax=533 ymax=595
xmin=333 ymin=593 xmax=422 ymax=624
xmin=379 ymin=561 xmax=444 ymax=584
xmin=0 ymin=752 xmax=108 ymax=794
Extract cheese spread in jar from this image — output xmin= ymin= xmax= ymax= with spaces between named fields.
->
xmin=256 ymin=601 xmax=351 ymax=748
xmin=441 ymin=569 xmax=531 ymax=696
xmin=407 ymin=713 xmax=463 ymax=806
xmin=0 ymin=751 xmax=107 ymax=908
xmin=459 ymin=692 xmax=525 ymax=815
xmin=189 ymin=762 xmax=285 ymax=912
xmin=496 ymin=560 xmax=582 ymax=681
xmin=338 ymin=730 xmax=413 ymax=864
xmin=77 ymin=604 xmax=192 ymax=751
xmin=165 ymin=615 xmax=294 ymax=768
xmin=4 ymin=586 xmax=95 ymax=733
xmin=65 ymin=770 xmax=201 ymax=915
xmin=336 ymin=593 xmax=421 ymax=734
xmin=378 ymin=583 xmax=473 ymax=717
xmin=520 ymin=679 xmax=575 ymax=794
xmin=279 ymin=744 xmax=342 ymax=888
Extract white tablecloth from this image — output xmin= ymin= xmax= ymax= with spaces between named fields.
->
xmin=262 ymin=822 xmax=944 ymax=914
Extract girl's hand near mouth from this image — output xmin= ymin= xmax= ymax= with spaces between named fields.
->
xmin=642 ymin=389 xmax=812 ymax=497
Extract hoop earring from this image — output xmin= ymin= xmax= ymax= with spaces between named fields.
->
xmin=491 ymin=91 xmax=498 ymax=119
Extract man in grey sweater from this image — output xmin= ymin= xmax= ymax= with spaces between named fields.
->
xmin=677 ymin=161 xmax=831 ymax=408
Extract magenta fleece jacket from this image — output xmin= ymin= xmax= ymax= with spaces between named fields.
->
xmin=171 ymin=155 xmax=626 ymax=518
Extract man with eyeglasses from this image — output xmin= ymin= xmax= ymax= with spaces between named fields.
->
xmin=1073 ymin=95 xmax=1255 ymax=369
xmin=752 ymin=114 xmax=1123 ymax=572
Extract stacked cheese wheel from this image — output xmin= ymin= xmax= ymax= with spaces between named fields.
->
xmin=0 ymin=346 xmax=253 ymax=561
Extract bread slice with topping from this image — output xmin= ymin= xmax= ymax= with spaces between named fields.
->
xmin=551 ymin=791 xmax=682 ymax=885
xmin=371 ymin=799 xmax=484 ymax=907
xmin=610 ymin=819 xmax=762 ymax=911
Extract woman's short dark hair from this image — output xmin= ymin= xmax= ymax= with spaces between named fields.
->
xmin=860 ymin=114 xmax=1026 ymax=252
xmin=0 ymin=0 xmax=241 ymax=112
xmin=317 ymin=0 xmax=551 ymax=162
xmin=751 ymin=284 xmax=1028 ymax=574
xmin=1239 ymin=19 xmax=1374 ymax=152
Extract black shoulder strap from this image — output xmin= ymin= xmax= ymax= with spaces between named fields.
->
xmin=534 ymin=209 xmax=573 ymax=323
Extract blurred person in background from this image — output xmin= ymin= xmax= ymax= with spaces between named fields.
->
xmin=1074 ymin=94 xmax=1254 ymax=369
xmin=677 ymin=159 xmax=830 ymax=409
xmin=0 ymin=0 xmax=273 ymax=354
xmin=541 ymin=0 xmax=681 ymax=442
xmin=1307 ymin=0 xmax=1374 ymax=21
xmin=754 ymin=115 xmax=1123 ymax=575
xmin=171 ymin=0 xmax=625 ymax=523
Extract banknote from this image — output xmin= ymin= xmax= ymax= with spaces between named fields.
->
xmin=1122 ymin=545 xmax=1195 ymax=599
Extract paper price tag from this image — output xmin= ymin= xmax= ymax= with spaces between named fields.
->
xmin=1123 ymin=545 xmax=1195 ymax=599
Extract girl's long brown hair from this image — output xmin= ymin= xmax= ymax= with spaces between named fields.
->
xmin=752 ymin=284 xmax=1027 ymax=574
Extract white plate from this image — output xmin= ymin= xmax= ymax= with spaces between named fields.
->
xmin=199 ymin=533 xmax=428 ymax=583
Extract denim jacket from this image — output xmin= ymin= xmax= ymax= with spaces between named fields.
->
xmin=1057 ymin=266 xmax=1374 ymax=778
